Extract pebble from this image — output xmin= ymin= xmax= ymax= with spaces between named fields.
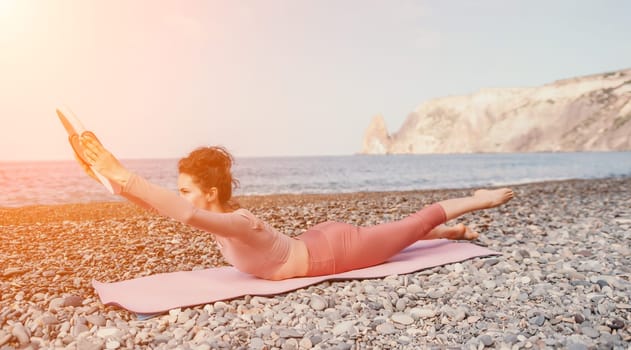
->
xmin=406 ymin=284 xmax=423 ymax=294
xmin=391 ymin=312 xmax=414 ymax=325
xmin=428 ymin=290 xmax=444 ymax=299
xmin=249 ymin=337 xmax=265 ymax=350
xmin=529 ymin=315 xmax=545 ymax=326
xmin=49 ymin=297 xmax=65 ymax=310
xmin=332 ymin=320 xmax=355 ymax=335
xmin=452 ymin=308 xmax=467 ymax=322
xmin=398 ymin=335 xmax=411 ymax=345
xmin=2 ymin=268 xmax=27 ymax=277
xmin=86 ymin=315 xmax=107 ymax=327
xmin=11 ymin=323 xmax=30 ymax=346
xmin=567 ymin=343 xmax=588 ymax=350
xmin=73 ymin=324 xmax=90 ymax=336
xmin=1 ymin=178 xmax=630 ymax=349
xmin=410 ymin=308 xmax=435 ymax=319
xmin=376 ymin=323 xmax=396 ymax=335
xmin=309 ymin=295 xmax=327 ymax=311
xmin=197 ymin=311 xmax=210 ymax=326
xmin=77 ymin=338 xmax=104 ymax=350
xmin=173 ymin=328 xmax=187 ymax=340
xmin=0 ymin=331 xmax=10 ymax=347
xmin=581 ymin=326 xmax=599 ymax=338
xmin=483 ymin=280 xmax=496 ymax=289
xmin=64 ymin=295 xmax=84 ymax=307
xmin=484 ymin=258 xmax=500 ymax=266
xmin=479 ymin=334 xmax=494 ymax=347
xmin=310 ymin=335 xmax=322 ymax=346
xmin=96 ymin=327 xmax=120 ymax=338
xmin=279 ymin=329 xmax=304 ymax=338
xmin=299 ymin=337 xmax=312 ymax=349
xmin=105 ymin=339 xmax=121 ymax=349
xmin=606 ymin=318 xmax=624 ymax=330
xmin=41 ymin=315 xmax=60 ymax=325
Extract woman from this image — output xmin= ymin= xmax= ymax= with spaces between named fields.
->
xmin=78 ymin=133 xmax=514 ymax=281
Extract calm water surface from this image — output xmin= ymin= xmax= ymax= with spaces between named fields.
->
xmin=1 ymin=152 xmax=630 ymax=208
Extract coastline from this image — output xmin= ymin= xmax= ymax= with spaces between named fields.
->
xmin=1 ymin=177 xmax=630 ymax=348
xmin=3 ymin=176 xmax=629 ymax=224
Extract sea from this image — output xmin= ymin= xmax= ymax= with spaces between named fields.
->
xmin=1 ymin=152 xmax=631 ymax=208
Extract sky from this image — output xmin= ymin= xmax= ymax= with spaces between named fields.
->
xmin=0 ymin=0 xmax=630 ymax=161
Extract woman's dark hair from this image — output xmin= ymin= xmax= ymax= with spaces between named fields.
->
xmin=178 ymin=146 xmax=240 ymax=208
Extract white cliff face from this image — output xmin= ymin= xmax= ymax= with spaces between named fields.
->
xmin=362 ymin=115 xmax=391 ymax=154
xmin=361 ymin=69 xmax=631 ymax=154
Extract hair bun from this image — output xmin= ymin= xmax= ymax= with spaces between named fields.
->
xmin=178 ymin=146 xmax=240 ymax=205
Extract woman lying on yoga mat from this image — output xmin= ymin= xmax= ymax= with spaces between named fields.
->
xmin=78 ymin=133 xmax=514 ymax=281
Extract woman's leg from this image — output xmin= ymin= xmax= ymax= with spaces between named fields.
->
xmin=330 ymin=188 xmax=514 ymax=273
xmin=329 ymin=203 xmax=447 ymax=273
xmin=423 ymin=188 xmax=515 ymax=240
xmin=438 ymin=188 xmax=514 ymax=221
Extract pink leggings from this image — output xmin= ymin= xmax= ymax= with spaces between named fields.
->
xmin=296 ymin=203 xmax=447 ymax=276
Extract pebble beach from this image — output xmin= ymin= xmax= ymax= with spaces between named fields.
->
xmin=1 ymin=177 xmax=630 ymax=349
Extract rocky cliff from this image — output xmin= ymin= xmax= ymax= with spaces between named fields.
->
xmin=361 ymin=69 xmax=631 ymax=154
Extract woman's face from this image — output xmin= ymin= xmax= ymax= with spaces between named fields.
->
xmin=177 ymin=173 xmax=209 ymax=209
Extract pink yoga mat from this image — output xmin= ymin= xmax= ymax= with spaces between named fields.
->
xmin=93 ymin=240 xmax=498 ymax=314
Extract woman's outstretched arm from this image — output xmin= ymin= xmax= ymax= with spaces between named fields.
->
xmin=79 ymin=133 xmax=252 ymax=237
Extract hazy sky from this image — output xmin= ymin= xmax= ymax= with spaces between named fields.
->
xmin=1 ymin=0 xmax=629 ymax=161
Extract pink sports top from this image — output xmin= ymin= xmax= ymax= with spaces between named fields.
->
xmin=120 ymin=173 xmax=293 ymax=279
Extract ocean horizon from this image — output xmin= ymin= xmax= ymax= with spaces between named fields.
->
xmin=2 ymin=151 xmax=631 ymax=208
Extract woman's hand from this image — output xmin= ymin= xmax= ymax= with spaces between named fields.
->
xmin=73 ymin=144 xmax=100 ymax=183
xmin=79 ymin=132 xmax=132 ymax=186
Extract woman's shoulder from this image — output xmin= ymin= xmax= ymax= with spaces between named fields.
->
xmin=232 ymin=208 xmax=266 ymax=230
xmin=232 ymin=207 xmax=253 ymax=216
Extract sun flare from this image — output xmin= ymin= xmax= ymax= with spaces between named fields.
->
xmin=0 ymin=0 xmax=28 ymax=36
xmin=0 ymin=0 xmax=19 ymax=19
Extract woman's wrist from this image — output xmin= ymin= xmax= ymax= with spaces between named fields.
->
xmin=111 ymin=168 xmax=133 ymax=188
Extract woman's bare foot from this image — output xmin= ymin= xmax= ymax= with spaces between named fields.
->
xmin=473 ymin=188 xmax=514 ymax=209
xmin=424 ymin=223 xmax=479 ymax=240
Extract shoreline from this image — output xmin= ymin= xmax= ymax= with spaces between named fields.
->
xmin=2 ymin=176 xmax=629 ymax=225
xmin=1 ymin=177 xmax=630 ymax=348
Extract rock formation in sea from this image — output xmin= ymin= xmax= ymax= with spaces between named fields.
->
xmin=361 ymin=68 xmax=631 ymax=154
